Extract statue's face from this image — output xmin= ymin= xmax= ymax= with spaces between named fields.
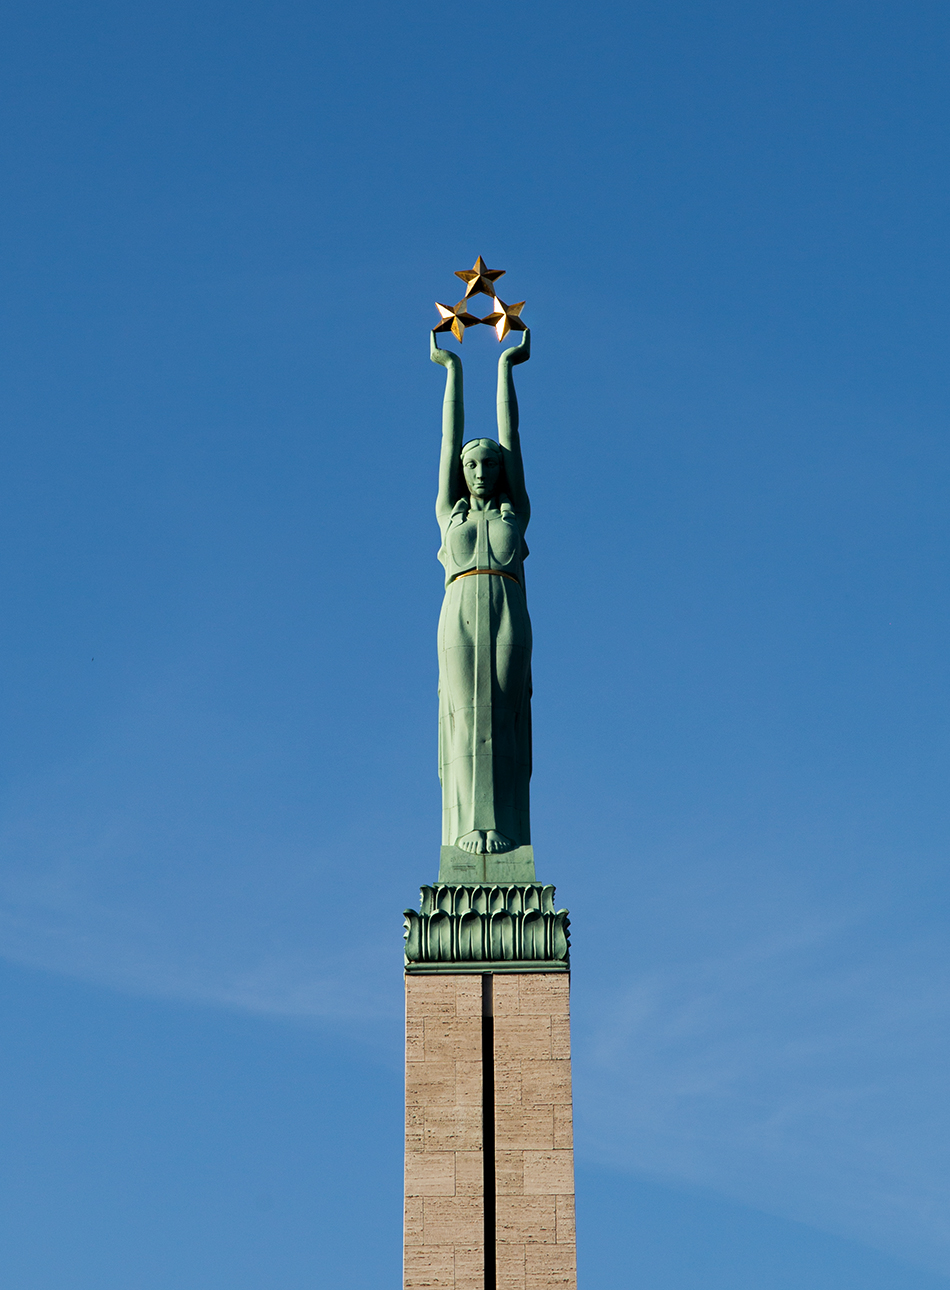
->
xmin=462 ymin=446 xmax=501 ymax=498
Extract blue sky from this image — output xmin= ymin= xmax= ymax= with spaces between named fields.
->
xmin=2 ymin=0 xmax=950 ymax=1285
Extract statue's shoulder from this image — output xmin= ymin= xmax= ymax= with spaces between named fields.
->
xmin=437 ymin=498 xmax=470 ymax=552
xmin=498 ymin=496 xmax=528 ymax=531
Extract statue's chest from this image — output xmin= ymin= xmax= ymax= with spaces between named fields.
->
xmin=448 ymin=510 xmax=522 ymax=569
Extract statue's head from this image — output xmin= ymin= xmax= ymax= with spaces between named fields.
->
xmin=461 ymin=438 xmax=503 ymax=500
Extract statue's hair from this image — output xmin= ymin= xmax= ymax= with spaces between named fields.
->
xmin=460 ymin=437 xmax=502 ymax=461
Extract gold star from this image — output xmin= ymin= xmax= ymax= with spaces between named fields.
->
xmin=482 ymin=297 xmax=527 ymax=341
xmin=455 ymin=256 xmax=506 ymax=300
xmin=433 ymin=299 xmax=482 ymax=343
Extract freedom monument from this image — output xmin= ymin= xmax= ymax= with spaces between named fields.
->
xmin=403 ymin=260 xmax=577 ymax=1290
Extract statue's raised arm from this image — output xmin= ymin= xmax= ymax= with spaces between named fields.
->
xmin=431 ymin=332 xmax=464 ymax=520
xmin=496 ymin=329 xmax=530 ymax=523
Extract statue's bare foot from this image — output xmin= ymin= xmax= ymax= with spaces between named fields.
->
xmin=485 ymin=830 xmax=515 ymax=854
xmin=457 ymin=831 xmax=485 ymax=854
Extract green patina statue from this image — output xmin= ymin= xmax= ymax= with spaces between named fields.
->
xmin=430 ymin=328 xmax=533 ymax=860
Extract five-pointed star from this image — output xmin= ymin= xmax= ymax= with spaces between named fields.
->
xmin=455 ymin=256 xmax=506 ymax=300
xmin=482 ymin=297 xmax=527 ymax=341
xmin=433 ymin=299 xmax=482 ymax=343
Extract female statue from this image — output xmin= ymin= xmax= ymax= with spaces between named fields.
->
xmin=430 ymin=328 xmax=533 ymax=855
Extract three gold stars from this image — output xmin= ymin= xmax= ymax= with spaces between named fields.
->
xmin=432 ymin=256 xmax=527 ymax=342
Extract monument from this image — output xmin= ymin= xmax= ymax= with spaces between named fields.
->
xmin=403 ymin=260 xmax=577 ymax=1290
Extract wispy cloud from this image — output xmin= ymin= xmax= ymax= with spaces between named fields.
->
xmin=0 ymin=869 xmax=399 ymax=1022
xmin=575 ymin=910 xmax=950 ymax=1274
xmin=0 ymin=681 xmax=402 ymax=1024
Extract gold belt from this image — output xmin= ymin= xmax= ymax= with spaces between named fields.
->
xmin=453 ymin=568 xmax=520 ymax=585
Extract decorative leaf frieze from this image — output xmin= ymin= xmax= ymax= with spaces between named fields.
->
xmin=404 ymin=884 xmax=570 ymax=969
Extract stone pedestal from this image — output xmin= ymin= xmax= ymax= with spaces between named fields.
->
xmin=404 ymin=963 xmax=576 ymax=1290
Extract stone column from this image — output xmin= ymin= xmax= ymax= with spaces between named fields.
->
xmin=403 ymin=965 xmax=576 ymax=1290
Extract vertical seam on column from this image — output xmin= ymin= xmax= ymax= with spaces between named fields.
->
xmin=481 ymin=974 xmax=496 ymax=1290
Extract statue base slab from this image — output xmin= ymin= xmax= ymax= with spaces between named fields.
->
xmin=438 ymin=844 xmax=536 ymax=884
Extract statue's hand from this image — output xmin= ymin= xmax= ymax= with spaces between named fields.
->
xmin=501 ymin=328 xmax=530 ymax=367
xmin=431 ymin=331 xmax=461 ymax=368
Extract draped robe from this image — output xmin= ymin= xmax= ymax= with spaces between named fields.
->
xmin=437 ymin=494 xmax=532 ymax=849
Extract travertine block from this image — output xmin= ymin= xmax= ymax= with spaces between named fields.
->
xmin=494 ymin=1107 xmax=554 ymax=1151
xmin=496 ymin=1195 xmax=557 ymax=1245
xmin=404 ymin=1196 xmax=424 ymax=1244
xmin=424 ymin=1104 xmax=483 ymax=1151
xmin=424 ymin=1197 xmax=484 ymax=1246
xmin=518 ymin=974 xmax=570 ymax=1016
xmin=521 ymin=1059 xmax=572 ymax=1106
xmin=454 ymin=1060 xmax=481 ymax=1105
xmin=553 ymin=1103 xmax=573 ymax=1150
xmin=454 ymin=1243 xmax=485 ymax=1290
xmin=497 ymin=1242 xmax=526 ymax=1290
xmin=454 ymin=1150 xmax=483 ymax=1197
xmin=492 ymin=976 xmax=520 ymax=1017
xmin=495 ymin=1149 xmax=525 ymax=1194
xmin=405 ymin=1246 xmax=455 ymax=1288
xmin=555 ymin=1194 xmax=575 ymax=1245
xmin=523 ymin=1150 xmax=574 ymax=1195
xmin=407 ymin=1019 xmax=425 ymax=1062
xmin=406 ymin=1104 xmax=424 ymax=1150
xmin=494 ymin=1015 xmax=552 ymax=1061
xmin=524 ymin=1242 xmax=577 ymax=1290
xmin=551 ymin=1016 xmax=571 ymax=1061
xmin=494 ymin=1059 xmax=524 ymax=1105
xmin=454 ymin=1275 xmax=482 ymax=1290
xmin=425 ymin=1018 xmax=482 ymax=1061
xmin=453 ymin=1244 xmax=483 ymax=1278
xmin=405 ymin=1151 xmax=455 ymax=1196
xmin=454 ymin=1272 xmax=483 ymax=1290
xmin=407 ymin=975 xmax=458 ymax=1018
xmin=406 ymin=1061 xmax=456 ymax=1106
xmin=454 ymin=976 xmax=483 ymax=1017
